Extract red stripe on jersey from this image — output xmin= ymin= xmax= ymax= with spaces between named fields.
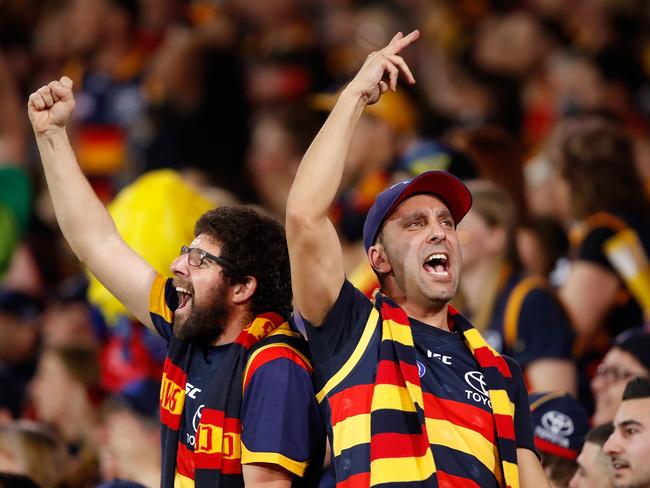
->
xmin=176 ymin=441 xmax=194 ymax=478
xmin=243 ymin=346 xmax=312 ymax=393
xmin=423 ymin=393 xmax=496 ymax=444
xmin=437 ymin=470 xmax=481 ymax=488
xmin=534 ymin=438 xmax=577 ymax=460
xmin=329 ymin=384 xmax=374 ymax=425
xmin=370 ymin=432 xmax=431 ymax=460
xmin=336 ymin=471 xmax=370 ymax=488
xmin=473 ymin=347 xmax=512 ymax=378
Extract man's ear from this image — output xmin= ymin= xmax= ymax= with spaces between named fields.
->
xmin=231 ymin=276 xmax=257 ymax=305
xmin=368 ymin=244 xmax=392 ymax=275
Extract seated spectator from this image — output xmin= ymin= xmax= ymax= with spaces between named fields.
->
xmin=29 ymin=345 xmax=104 ymax=486
xmin=458 ymin=180 xmax=576 ymax=393
xmin=592 ymin=328 xmax=650 ymax=425
xmin=604 ymin=376 xmax=650 ymax=488
xmin=97 ymin=379 xmax=160 ymax=488
xmin=0 ymin=420 xmax=67 ymax=488
xmin=529 ymin=392 xmax=591 ymax=487
xmin=0 ymin=289 xmax=42 ymax=410
xmin=569 ymin=422 xmax=615 ymax=488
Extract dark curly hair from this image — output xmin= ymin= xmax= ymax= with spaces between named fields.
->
xmin=194 ymin=207 xmax=292 ymax=319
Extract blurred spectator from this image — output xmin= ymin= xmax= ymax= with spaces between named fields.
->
xmin=529 ymin=392 xmax=591 ymax=487
xmin=517 ymin=216 xmax=570 ymax=284
xmin=97 ymin=379 xmax=160 ymax=487
xmin=550 ymin=116 xmax=650 ymax=350
xmin=458 ymin=180 xmax=576 ymax=393
xmin=0 ymin=420 xmax=67 ymax=488
xmin=245 ymin=104 xmax=320 ymax=221
xmin=0 ymin=289 xmax=43 ymax=411
xmin=29 ymin=345 xmax=104 ymax=486
xmin=591 ymin=328 xmax=650 ymax=425
xmin=569 ymin=422 xmax=615 ymax=488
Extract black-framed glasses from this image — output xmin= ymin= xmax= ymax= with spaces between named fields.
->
xmin=180 ymin=246 xmax=240 ymax=274
xmin=595 ymin=363 xmax=641 ymax=383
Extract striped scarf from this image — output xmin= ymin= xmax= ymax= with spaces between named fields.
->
xmin=160 ymin=312 xmax=299 ymax=487
xmin=371 ymin=295 xmax=519 ymax=487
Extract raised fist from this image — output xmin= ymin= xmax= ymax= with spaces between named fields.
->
xmin=27 ymin=76 xmax=76 ymax=134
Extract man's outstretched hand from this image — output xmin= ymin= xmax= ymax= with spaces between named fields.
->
xmin=347 ymin=30 xmax=420 ymax=105
xmin=27 ymin=76 xmax=76 ymax=135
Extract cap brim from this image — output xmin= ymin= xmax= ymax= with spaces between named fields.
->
xmin=387 ymin=171 xmax=472 ymax=226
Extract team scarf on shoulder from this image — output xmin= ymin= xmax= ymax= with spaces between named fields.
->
xmin=159 ymin=312 xmax=296 ymax=488
xmin=370 ymin=295 xmax=519 ymax=487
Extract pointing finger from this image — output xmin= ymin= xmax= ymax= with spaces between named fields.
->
xmin=384 ymin=29 xmax=420 ymax=55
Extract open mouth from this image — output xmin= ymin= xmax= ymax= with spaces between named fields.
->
xmin=423 ymin=252 xmax=449 ymax=277
xmin=611 ymin=459 xmax=630 ymax=473
xmin=176 ymin=286 xmax=193 ymax=311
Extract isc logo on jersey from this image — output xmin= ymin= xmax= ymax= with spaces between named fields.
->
xmin=464 ymin=371 xmax=492 ymax=407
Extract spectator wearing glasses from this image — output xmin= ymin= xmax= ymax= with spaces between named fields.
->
xmin=28 ymin=77 xmax=324 ymax=487
xmin=591 ymin=328 xmax=650 ymax=425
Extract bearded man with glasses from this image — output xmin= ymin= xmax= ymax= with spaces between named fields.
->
xmin=28 ymin=77 xmax=324 ymax=488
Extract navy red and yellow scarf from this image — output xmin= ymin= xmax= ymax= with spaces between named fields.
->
xmin=159 ymin=312 xmax=304 ymax=487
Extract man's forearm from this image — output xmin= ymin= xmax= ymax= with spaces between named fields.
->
xmin=35 ymin=129 xmax=119 ymax=262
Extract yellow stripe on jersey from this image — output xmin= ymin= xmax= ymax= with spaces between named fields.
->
xmin=332 ymin=413 xmax=371 ymax=456
xmin=242 ymin=343 xmax=311 ymax=394
xmin=241 ymin=442 xmax=309 ymax=476
xmin=425 ymin=418 xmax=501 ymax=484
xmin=174 ymin=471 xmax=194 ymax=488
xmin=149 ymin=273 xmax=173 ymax=324
xmin=369 ymin=452 xmax=436 ymax=485
xmin=503 ymin=277 xmax=546 ymax=350
xmin=316 ymin=307 xmax=379 ymax=403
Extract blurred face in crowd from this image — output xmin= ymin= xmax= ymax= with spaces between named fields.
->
xmin=569 ymin=441 xmax=614 ymax=488
xmin=592 ymin=348 xmax=649 ymax=425
xmin=31 ymin=351 xmax=77 ymax=425
xmin=457 ymin=208 xmax=505 ymax=271
xmin=604 ymin=398 xmax=650 ymax=488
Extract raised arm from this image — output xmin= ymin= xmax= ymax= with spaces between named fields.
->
xmin=285 ymin=31 xmax=419 ymax=325
xmin=28 ymin=77 xmax=157 ymax=329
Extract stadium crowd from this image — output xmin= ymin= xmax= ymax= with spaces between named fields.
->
xmin=1 ymin=0 xmax=650 ymax=486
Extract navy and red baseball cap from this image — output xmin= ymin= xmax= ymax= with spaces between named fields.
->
xmin=529 ymin=392 xmax=590 ymax=460
xmin=362 ymin=171 xmax=473 ymax=252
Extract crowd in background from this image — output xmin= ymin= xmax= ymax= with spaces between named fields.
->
xmin=1 ymin=0 xmax=650 ymax=486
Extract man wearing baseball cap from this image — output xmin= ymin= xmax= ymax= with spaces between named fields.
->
xmin=529 ymin=393 xmax=591 ymax=487
xmin=286 ymin=30 xmax=547 ymax=487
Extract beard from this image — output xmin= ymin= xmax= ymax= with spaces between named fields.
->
xmin=172 ymin=282 xmax=231 ymax=345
